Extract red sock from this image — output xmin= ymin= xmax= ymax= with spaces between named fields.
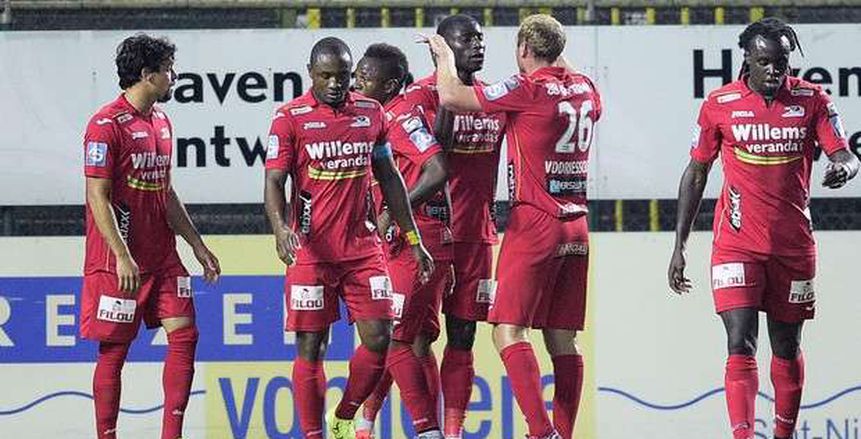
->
xmin=335 ymin=345 xmax=386 ymax=420
xmin=725 ymin=355 xmax=758 ymax=439
xmin=441 ymin=346 xmax=474 ymax=437
xmin=552 ymin=354 xmax=583 ymax=439
xmin=293 ymin=356 xmax=326 ymax=438
xmin=421 ymin=350 xmax=440 ymax=419
xmin=162 ymin=326 xmax=198 ymax=439
xmin=93 ymin=342 xmax=130 ymax=439
xmin=501 ymin=342 xmax=553 ymax=438
xmin=363 ymin=369 xmax=393 ymax=422
xmin=387 ymin=344 xmax=439 ymax=432
xmin=771 ymin=352 xmax=805 ymax=438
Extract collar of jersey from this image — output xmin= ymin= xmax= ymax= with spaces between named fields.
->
xmin=303 ymin=88 xmax=355 ymax=109
xmin=737 ymin=74 xmax=794 ymax=99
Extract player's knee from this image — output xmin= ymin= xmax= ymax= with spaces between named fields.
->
xmin=167 ymin=325 xmax=199 ymax=345
xmin=296 ymin=331 xmax=328 ymax=361
xmin=412 ymin=335 xmax=433 ymax=357
xmin=446 ymin=318 xmax=477 ymax=350
xmin=362 ymin=330 xmax=392 ymax=353
xmin=727 ymin=329 xmax=758 ymax=356
xmin=771 ymin=337 xmax=801 ymax=360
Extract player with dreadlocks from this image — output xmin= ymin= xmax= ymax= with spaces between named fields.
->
xmin=669 ymin=17 xmax=859 ymax=439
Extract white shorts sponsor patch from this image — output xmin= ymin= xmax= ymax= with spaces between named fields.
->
xmin=712 ymin=263 xmax=746 ymax=290
xmin=97 ymin=295 xmax=136 ymax=323
xmin=391 ymin=293 xmax=405 ymax=319
xmin=370 ymin=276 xmax=393 ymax=300
xmin=291 ymin=285 xmax=324 ymax=311
xmin=476 ymin=279 xmax=497 ymax=304
xmin=177 ymin=276 xmax=192 ymax=298
xmin=788 ymin=279 xmax=815 ymax=304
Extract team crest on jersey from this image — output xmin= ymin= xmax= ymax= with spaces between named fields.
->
xmin=790 ymin=88 xmax=815 ymax=97
xmin=716 ymin=93 xmax=742 ymax=104
xmin=290 ymin=105 xmax=313 ymax=116
xmin=351 ymin=115 xmax=372 ymax=128
xmin=86 ymin=142 xmax=108 ymax=167
xmin=781 ymin=105 xmax=805 ymax=118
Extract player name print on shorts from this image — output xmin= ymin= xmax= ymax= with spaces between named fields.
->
xmin=788 ymin=279 xmax=815 ymax=303
xmin=177 ymin=276 xmax=192 ymax=298
xmin=712 ymin=263 xmax=746 ymax=290
xmin=370 ymin=276 xmax=393 ymax=301
xmin=97 ymin=295 xmax=136 ymax=323
xmin=475 ymin=279 xmax=497 ymax=304
xmin=291 ymin=285 xmax=325 ymax=310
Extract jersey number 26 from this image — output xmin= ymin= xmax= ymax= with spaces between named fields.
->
xmin=555 ymin=100 xmax=595 ymax=154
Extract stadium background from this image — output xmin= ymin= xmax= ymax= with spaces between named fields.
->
xmin=1 ymin=1 xmax=860 ymax=438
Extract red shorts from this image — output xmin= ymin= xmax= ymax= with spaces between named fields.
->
xmin=388 ymin=249 xmax=452 ymax=343
xmin=489 ymin=205 xmax=588 ymax=330
xmin=285 ymin=252 xmax=394 ymax=332
xmin=80 ymin=264 xmax=193 ymax=343
xmin=442 ymin=242 xmax=494 ymax=322
xmin=711 ymin=247 xmax=816 ymax=322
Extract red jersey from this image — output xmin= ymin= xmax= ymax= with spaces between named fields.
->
xmin=265 ymin=90 xmax=388 ymax=264
xmin=691 ymin=77 xmax=849 ymax=256
xmin=474 ymin=67 xmax=602 ymax=219
xmin=405 ymin=75 xmax=506 ymax=244
xmin=83 ymin=94 xmax=182 ymax=275
xmin=374 ymin=95 xmax=453 ymax=261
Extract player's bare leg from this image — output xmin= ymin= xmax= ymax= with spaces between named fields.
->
xmin=93 ymin=341 xmax=131 ymax=439
xmin=767 ymin=318 xmax=804 ymax=439
xmin=330 ymin=319 xmax=391 ymax=438
xmin=720 ymin=308 xmax=759 ymax=439
xmin=493 ymin=323 xmax=556 ymax=438
xmin=160 ymin=316 xmax=198 ymax=439
xmin=441 ymin=315 xmax=477 ymax=438
xmin=296 ymin=329 xmax=330 ymax=439
xmin=543 ymin=329 xmax=582 ymax=439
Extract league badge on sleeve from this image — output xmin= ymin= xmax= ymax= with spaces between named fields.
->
xmin=267 ymin=135 xmax=279 ymax=160
xmin=86 ymin=142 xmax=108 ymax=167
xmin=409 ymin=128 xmax=435 ymax=152
xmin=483 ymin=76 xmax=520 ymax=101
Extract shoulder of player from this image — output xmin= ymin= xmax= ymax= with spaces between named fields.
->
xmin=785 ymin=76 xmax=824 ymax=99
xmin=349 ymin=93 xmax=383 ymax=112
xmin=705 ymin=81 xmax=747 ymax=106
xmin=87 ymin=101 xmax=131 ymax=133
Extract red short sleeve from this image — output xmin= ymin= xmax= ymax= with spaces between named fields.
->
xmin=83 ymin=116 xmax=118 ymax=179
xmin=265 ymin=109 xmax=296 ymax=171
xmin=474 ymin=75 xmax=535 ymax=114
xmin=388 ymin=109 xmax=442 ymax=167
xmin=689 ymin=99 xmax=722 ymax=164
xmin=813 ymin=89 xmax=850 ymax=156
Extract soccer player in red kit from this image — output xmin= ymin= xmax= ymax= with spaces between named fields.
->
xmin=352 ymin=43 xmax=450 ymax=439
xmin=405 ymin=15 xmax=507 ymax=437
xmin=668 ymin=18 xmax=859 ymax=439
xmin=80 ymin=34 xmax=221 ymax=439
xmin=426 ymin=14 xmax=601 ymax=439
xmin=263 ymin=37 xmax=434 ymax=439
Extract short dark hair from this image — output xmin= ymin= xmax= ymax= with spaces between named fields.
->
xmin=309 ymin=37 xmax=351 ymax=65
xmin=436 ymin=14 xmax=479 ymax=39
xmin=115 ymin=34 xmax=176 ymax=90
xmin=363 ymin=43 xmax=410 ymax=91
xmin=737 ymin=17 xmax=803 ymax=78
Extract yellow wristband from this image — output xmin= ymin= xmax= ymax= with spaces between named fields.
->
xmin=405 ymin=230 xmax=421 ymax=246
